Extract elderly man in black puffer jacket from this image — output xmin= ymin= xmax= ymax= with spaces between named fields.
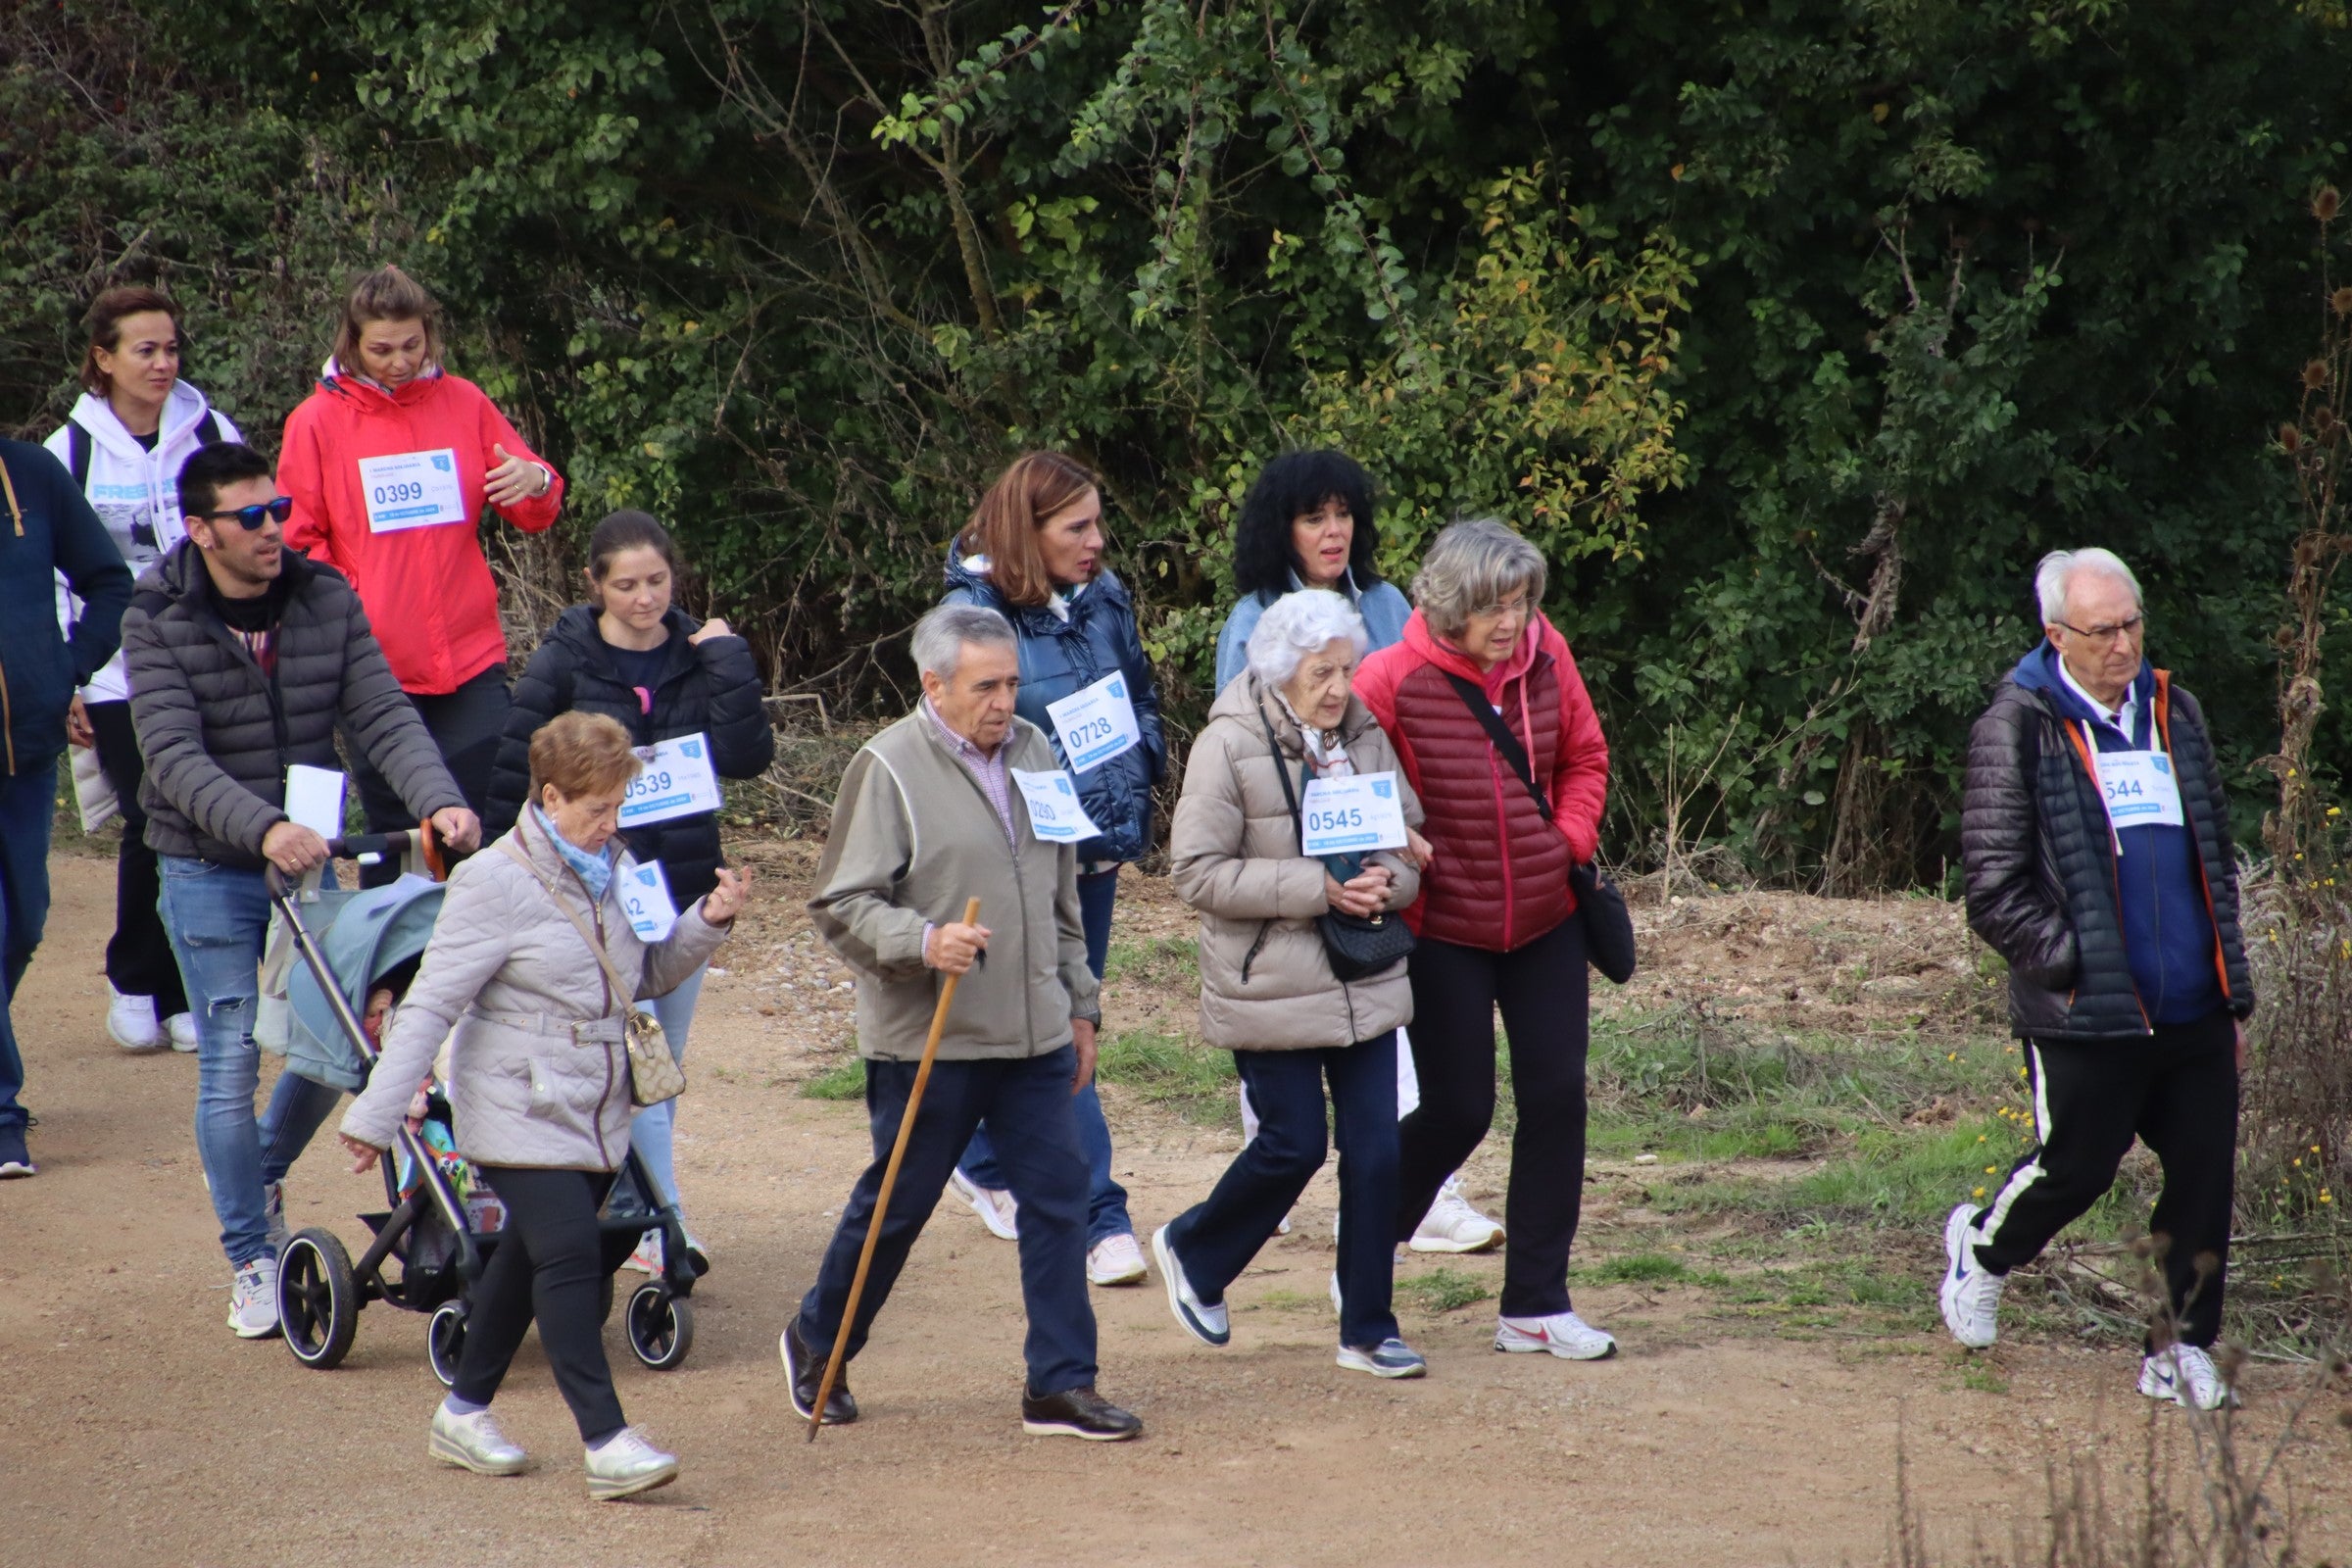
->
xmin=1944 ymin=547 xmax=2255 ymax=1412
xmin=122 ymin=441 xmax=480 ymax=1342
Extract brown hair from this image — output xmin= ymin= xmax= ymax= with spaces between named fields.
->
xmin=79 ymin=286 xmax=181 ymax=395
xmin=331 ymin=265 xmax=445 ymax=375
xmin=954 ymin=451 xmax=1100 ymax=608
xmin=588 ymin=509 xmax=682 ymax=583
xmin=528 ymin=711 xmax=641 ymax=801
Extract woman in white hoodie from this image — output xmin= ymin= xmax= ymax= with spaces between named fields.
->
xmin=45 ymin=286 xmax=240 ymax=1054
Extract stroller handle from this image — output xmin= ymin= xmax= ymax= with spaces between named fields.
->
xmin=261 ymin=823 xmax=446 ymax=898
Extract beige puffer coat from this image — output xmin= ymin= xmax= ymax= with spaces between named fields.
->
xmin=340 ymin=813 xmax=730 ymax=1171
xmin=1170 ymin=673 xmax=1421 ymax=1052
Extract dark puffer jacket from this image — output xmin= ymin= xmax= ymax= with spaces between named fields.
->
xmin=121 ymin=543 xmax=465 ymax=867
xmin=1961 ymin=659 xmax=2255 ymax=1042
xmin=0 ymin=438 xmax=131 ymax=776
xmin=485 ymin=605 xmax=774 ymax=903
xmin=942 ymin=551 xmax=1166 ymax=864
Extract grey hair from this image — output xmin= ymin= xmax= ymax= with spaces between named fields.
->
xmin=1245 ymin=589 xmax=1369 ymax=687
xmin=1410 ymin=516 xmax=1547 ymax=639
xmin=911 ymin=603 xmax=1017 ymax=681
xmin=2034 ymin=548 xmax=2143 ymax=626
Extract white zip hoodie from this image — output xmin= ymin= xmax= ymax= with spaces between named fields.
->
xmin=43 ymin=382 xmax=243 ymax=703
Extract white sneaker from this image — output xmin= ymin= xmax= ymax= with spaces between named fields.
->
xmin=263 ymin=1181 xmax=290 ymax=1256
xmin=107 ymin=985 xmax=162 ymax=1053
xmin=948 ymin=1169 xmax=1019 ymax=1241
xmin=1088 ymin=1233 xmax=1148 ymax=1287
xmin=624 ymin=1231 xmax=662 ymax=1274
xmin=1495 ymin=1309 xmax=1617 ymax=1360
xmin=584 ymin=1426 xmax=678 ymax=1500
xmin=429 ymin=1403 xmax=528 ymax=1475
xmin=165 ymin=1012 xmax=197 ymax=1052
xmin=227 ymin=1256 xmax=279 ymax=1339
xmin=1150 ymin=1224 xmax=1230 ymax=1347
xmin=1328 ymin=1271 xmax=1343 ymax=1316
xmin=2140 ymin=1346 xmax=2240 ymax=1411
xmin=1938 ymin=1202 xmax=2005 ymax=1349
xmin=1410 ymin=1179 xmax=1504 ymax=1253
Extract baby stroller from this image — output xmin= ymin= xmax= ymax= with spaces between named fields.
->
xmin=267 ymin=829 xmax=699 ymax=1382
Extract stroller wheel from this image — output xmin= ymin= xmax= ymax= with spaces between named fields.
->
xmin=624 ymin=1284 xmax=694 ymax=1370
xmin=426 ymin=1301 xmax=467 ymax=1390
xmin=278 ymin=1229 xmax=359 ymax=1370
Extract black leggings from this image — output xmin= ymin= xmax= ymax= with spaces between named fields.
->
xmin=351 ymin=665 xmax=510 ymax=887
xmin=455 ymin=1165 xmax=638 ymax=1445
xmin=1395 ymin=917 xmax=1590 ymax=1318
xmin=85 ymin=700 xmax=185 ymax=1012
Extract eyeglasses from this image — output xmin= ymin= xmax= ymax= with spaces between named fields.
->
xmin=197 ymin=496 xmax=293 ymax=531
xmin=2055 ymin=614 xmax=2143 ymax=643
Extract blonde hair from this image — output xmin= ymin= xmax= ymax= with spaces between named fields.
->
xmin=332 ymin=265 xmax=445 ymax=375
xmin=528 ymin=711 xmax=641 ymax=801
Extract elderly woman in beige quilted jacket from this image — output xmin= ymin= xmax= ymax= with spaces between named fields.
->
xmin=339 ymin=711 xmax=747 ymax=1500
xmin=1150 ymin=589 xmax=1430 ymax=1380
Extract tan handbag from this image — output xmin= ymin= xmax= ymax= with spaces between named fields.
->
xmin=500 ymin=834 xmax=685 ymax=1108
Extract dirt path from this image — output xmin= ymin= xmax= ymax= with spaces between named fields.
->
xmin=4 ymin=851 xmax=2346 ymax=1567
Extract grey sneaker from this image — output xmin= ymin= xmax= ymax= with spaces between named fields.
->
xmin=1338 ymin=1338 xmax=1429 ymax=1379
xmin=585 ymin=1427 xmax=678 ymax=1500
xmin=263 ymin=1181 xmax=290 ymax=1256
xmin=429 ymin=1404 xmax=528 ymax=1476
xmin=227 ymin=1256 xmax=278 ymax=1339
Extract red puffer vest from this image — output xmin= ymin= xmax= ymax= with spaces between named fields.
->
xmin=1356 ymin=609 xmax=1610 ymax=952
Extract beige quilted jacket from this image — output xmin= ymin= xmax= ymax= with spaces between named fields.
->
xmin=340 ymin=814 xmax=730 ymax=1170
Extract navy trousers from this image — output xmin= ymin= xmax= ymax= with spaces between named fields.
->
xmin=798 ymin=1045 xmax=1097 ymax=1396
xmin=0 ymin=764 xmax=57 ymax=1134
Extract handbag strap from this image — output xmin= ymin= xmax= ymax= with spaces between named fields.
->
xmin=499 ymin=829 xmax=631 ymax=1019
xmin=1255 ymin=703 xmax=1311 ymax=852
xmin=1440 ymin=671 xmax=1552 ymax=824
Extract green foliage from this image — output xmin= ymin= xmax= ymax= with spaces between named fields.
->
xmin=1094 ymin=1028 xmax=1238 ymax=1126
xmin=1394 ymin=1266 xmax=1494 ymax=1314
xmin=801 ymin=1056 xmax=867 ymax=1102
xmin=8 ymin=0 xmax=2349 ymax=881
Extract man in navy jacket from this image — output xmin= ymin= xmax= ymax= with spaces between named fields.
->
xmin=0 ymin=438 xmax=133 ymax=1176
xmin=1948 ymin=547 xmax=2254 ymax=1411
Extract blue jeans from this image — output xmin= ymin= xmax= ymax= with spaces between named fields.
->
xmin=1168 ymin=1032 xmax=1401 ymax=1348
xmin=0 ymin=766 xmax=57 ymax=1134
xmin=957 ymin=868 xmax=1130 ymax=1245
xmin=800 ymin=1045 xmax=1096 ymax=1396
xmin=159 ymin=857 xmax=343 ymax=1267
xmin=628 ymin=963 xmax=706 ymax=1220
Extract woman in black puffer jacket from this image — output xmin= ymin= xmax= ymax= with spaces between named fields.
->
xmin=487 ymin=510 xmax=773 ymax=1269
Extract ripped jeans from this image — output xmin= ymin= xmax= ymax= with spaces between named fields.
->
xmin=159 ymin=857 xmax=342 ymax=1269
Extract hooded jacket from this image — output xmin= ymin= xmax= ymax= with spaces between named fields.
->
xmin=0 ymin=440 xmax=132 ymax=777
xmin=44 ymin=384 xmax=241 ymax=704
xmin=487 ymin=605 xmax=775 ymax=904
xmin=941 ymin=550 xmax=1166 ymax=863
xmin=277 ymin=364 xmax=563 ymax=696
xmin=1211 ymin=570 xmax=1412 ymax=694
xmin=1961 ymin=644 xmax=2254 ymax=1041
xmin=1169 ymin=672 xmax=1421 ymax=1051
xmin=339 ymin=813 xmax=729 ymax=1171
xmin=1354 ymin=608 xmax=1609 ymax=952
xmin=119 ymin=542 xmax=465 ymax=867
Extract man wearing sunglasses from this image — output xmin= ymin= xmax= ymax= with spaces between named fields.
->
xmin=0 ymin=437 xmax=134 ymax=1181
xmin=1944 ymin=547 xmax=2255 ymax=1412
xmin=121 ymin=440 xmax=482 ymax=1340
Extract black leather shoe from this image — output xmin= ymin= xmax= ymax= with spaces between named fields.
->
xmin=781 ymin=1317 xmax=858 ymax=1425
xmin=1020 ymin=1383 xmax=1141 ymax=1442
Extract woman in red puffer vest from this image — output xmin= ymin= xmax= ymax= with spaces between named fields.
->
xmin=277 ymin=265 xmax=564 ymax=846
xmin=1354 ymin=517 xmax=1616 ymax=1362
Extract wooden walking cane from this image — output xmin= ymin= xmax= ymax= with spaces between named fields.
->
xmin=808 ymin=896 xmax=982 ymax=1442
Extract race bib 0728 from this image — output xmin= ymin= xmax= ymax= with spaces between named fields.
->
xmin=1044 ymin=673 xmax=1142 ymax=774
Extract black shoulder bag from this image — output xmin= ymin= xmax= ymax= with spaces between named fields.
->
xmin=1257 ymin=708 xmax=1416 ymax=983
xmin=1439 ymin=673 xmax=1636 ymax=984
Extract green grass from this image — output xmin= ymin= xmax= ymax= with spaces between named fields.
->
xmin=1395 ymin=1267 xmax=1494 ymax=1314
xmin=1094 ymin=1027 xmax=1238 ymax=1126
xmin=1103 ymin=935 xmax=1200 ymax=989
xmin=1582 ymin=1251 xmax=1700 ymax=1286
xmin=801 ymin=1056 xmax=867 ymax=1101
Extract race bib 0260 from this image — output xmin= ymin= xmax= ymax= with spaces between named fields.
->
xmin=1012 ymin=767 xmax=1102 ymax=844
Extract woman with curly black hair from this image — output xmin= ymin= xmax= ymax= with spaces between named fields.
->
xmin=1211 ymin=449 xmax=1410 ymax=693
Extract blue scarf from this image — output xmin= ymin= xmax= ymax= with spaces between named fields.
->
xmin=530 ymin=805 xmax=616 ymax=900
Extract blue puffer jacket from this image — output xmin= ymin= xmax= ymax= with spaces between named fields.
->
xmin=943 ymin=550 xmax=1167 ymax=863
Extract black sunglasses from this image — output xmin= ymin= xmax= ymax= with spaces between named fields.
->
xmin=198 ymin=496 xmax=294 ymax=531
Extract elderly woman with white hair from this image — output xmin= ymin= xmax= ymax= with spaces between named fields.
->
xmin=1154 ymin=589 xmax=1430 ymax=1378
xmin=1354 ymin=516 xmax=1616 ymax=1362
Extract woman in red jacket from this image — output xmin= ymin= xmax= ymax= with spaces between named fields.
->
xmin=277 ymin=265 xmax=563 ymax=836
xmin=1353 ymin=517 xmax=1615 ymax=1362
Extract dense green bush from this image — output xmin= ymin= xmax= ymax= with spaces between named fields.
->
xmin=6 ymin=0 xmax=2346 ymax=883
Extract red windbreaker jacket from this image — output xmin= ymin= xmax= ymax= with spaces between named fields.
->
xmin=278 ymin=367 xmax=562 ymax=694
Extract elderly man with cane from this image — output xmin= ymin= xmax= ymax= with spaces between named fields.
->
xmin=781 ymin=604 xmax=1142 ymax=1441
xmin=1943 ymin=547 xmax=2255 ymax=1410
